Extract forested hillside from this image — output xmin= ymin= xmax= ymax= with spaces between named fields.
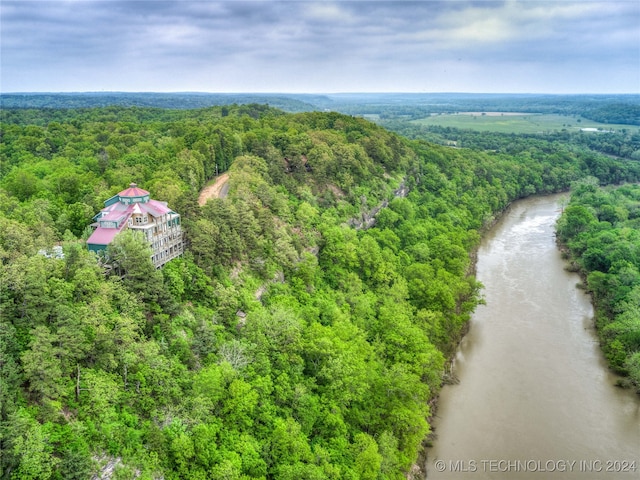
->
xmin=3 ymin=93 xmax=639 ymax=126
xmin=1 ymin=105 xmax=639 ymax=479
xmin=557 ymin=182 xmax=640 ymax=389
xmin=0 ymin=93 xmax=317 ymax=113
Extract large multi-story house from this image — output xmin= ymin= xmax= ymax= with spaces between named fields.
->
xmin=87 ymin=183 xmax=183 ymax=268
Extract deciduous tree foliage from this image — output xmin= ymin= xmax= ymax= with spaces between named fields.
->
xmin=558 ymin=182 xmax=640 ymax=388
xmin=1 ymin=104 xmax=638 ymax=478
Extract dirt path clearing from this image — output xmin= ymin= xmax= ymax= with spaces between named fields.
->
xmin=198 ymin=173 xmax=230 ymax=206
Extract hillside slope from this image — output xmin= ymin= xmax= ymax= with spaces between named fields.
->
xmin=1 ymin=105 xmax=639 ymax=479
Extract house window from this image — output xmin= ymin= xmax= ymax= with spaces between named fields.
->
xmin=135 ymin=216 xmax=143 ymax=224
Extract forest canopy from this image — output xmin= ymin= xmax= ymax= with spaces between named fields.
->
xmin=3 ymin=92 xmax=639 ymax=125
xmin=557 ymin=181 xmax=640 ymax=388
xmin=1 ymin=103 xmax=639 ymax=479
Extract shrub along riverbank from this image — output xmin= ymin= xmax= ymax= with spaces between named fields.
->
xmin=1 ymin=105 xmax=639 ymax=478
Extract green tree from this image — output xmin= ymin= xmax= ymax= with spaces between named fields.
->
xmin=21 ymin=326 xmax=64 ymax=402
xmin=352 ymin=433 xmax=382 ymax=480
xmin=106 ymin=230 xmax=171 ymax=309
xmin=5 ymin=409 xmax=59 ymax=479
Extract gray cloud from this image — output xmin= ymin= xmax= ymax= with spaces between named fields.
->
xmin=1 ymin=0 xmax=638 ymax=92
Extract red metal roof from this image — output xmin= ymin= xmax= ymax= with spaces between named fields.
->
xmin=87 ymin=223 xmax=126 ymax=246
xmin=118 ymin=183 xmax=149 ymax=198
xmin=144 ymin=200 xmax=172 ymax=216
xmin=101 ymin=210 xmax=130 ymax=222
xmin=103 ymin=202 xmax=129 ymax=214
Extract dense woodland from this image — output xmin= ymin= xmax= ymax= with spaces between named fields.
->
xmin=380 ymin=121 xmax=640 ymax=161
xmin=341 ymin=96 xmax=640 ymax=126
xmin=1 ymin=103 xmax=639 ymax=479
xmin=557 ymin=182 xmax=640 ymax=388
xmin=3 ymin=93 xmax=639 ymax=125
xmin=0 ymin=94 xmax=317 ymax=114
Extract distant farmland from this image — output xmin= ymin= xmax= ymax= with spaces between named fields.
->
xmin=410 ymin=113 xmax=640 ymax=134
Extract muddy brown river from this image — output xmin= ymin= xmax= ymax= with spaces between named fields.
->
xmin=426 ymin=194 xmax=640 ymax=479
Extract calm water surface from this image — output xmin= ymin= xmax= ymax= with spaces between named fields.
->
xmin=426 ymin=194 xmax=640 ymax=479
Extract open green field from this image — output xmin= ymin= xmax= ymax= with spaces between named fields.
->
xmin=410 ymin=113 xmax=640 ymax=134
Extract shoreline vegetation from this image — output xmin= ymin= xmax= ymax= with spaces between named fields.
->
xmin=557 ymin=181 xmax=640 ymax=390
xmin=1 ymin=98 xmax=639 ymax=479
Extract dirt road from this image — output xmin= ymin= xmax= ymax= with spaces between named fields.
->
xmin=198 ymin=173 xmax=230 ymax=206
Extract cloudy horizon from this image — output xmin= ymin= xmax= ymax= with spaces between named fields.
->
xmin=1 ymin=1 xmax=639 ymax=94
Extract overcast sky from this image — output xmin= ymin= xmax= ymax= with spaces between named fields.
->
xmin=1 ymin=1 xmax=638 ymax=94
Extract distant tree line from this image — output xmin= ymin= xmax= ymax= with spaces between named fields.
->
xmin=381 ymin=122 xmax=640 ymax=161
xmin=3 ymin=92 xmax=639 ymax=125
xmin=0 ymin=93 xmax=316 ymax=113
